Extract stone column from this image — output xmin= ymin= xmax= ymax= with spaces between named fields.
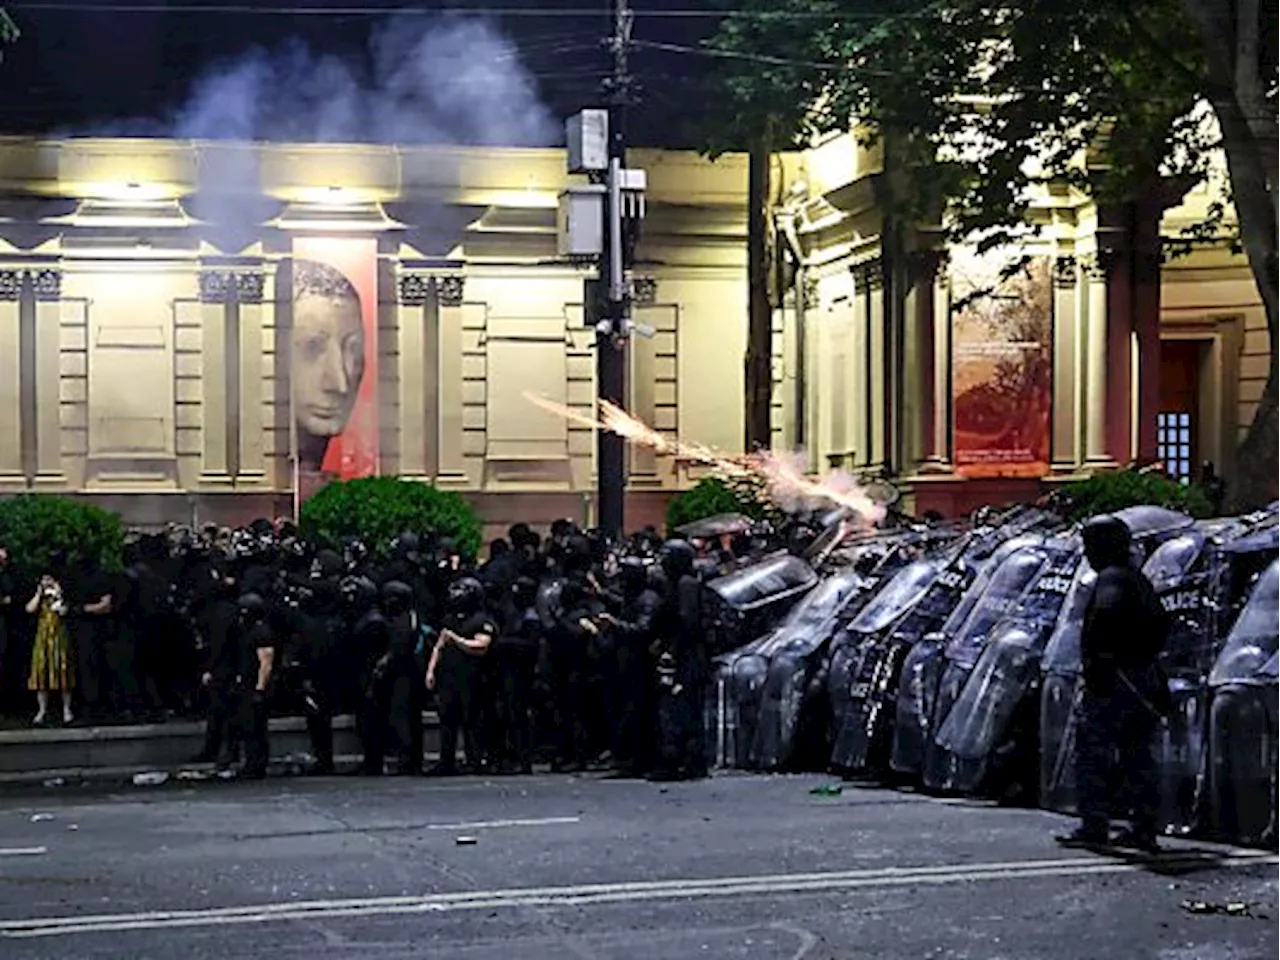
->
xmin=0 ymin=271 xmax=21 ymax=485
xmin=910 ymin=250 xmax=951 ymax=473
xmin=848 ymin=259 xmax=876 ymax=468
xmin=197 ymin=271 xmax=231 ymax=485
xmin=628 ymin=276 xmax=660 ymax=486
xmin=235 ymin=272 xmax=267 ymax=483
xmin=866 ymin=261 xmax=887 ymax=470
xmin=1081 ymin=250 xmax=1116 ymax=467
xmin=1051 ymin=255 xmax=1081 ymax=472
xmin=436 ymin=274 xmax=469 ymax=486
xmin=396 ymin=272 xmax=432 ymax=479
xmin=32 ymin=270 xmax=65 ymax=486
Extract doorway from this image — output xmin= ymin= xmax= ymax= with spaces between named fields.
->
xmin=1158 ymin=339 xmax=1204 ymax=484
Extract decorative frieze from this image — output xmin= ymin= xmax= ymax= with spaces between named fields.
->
xmin=850 ymin=258 xmax=883 ymax=290
xmin=631 ymin=275 xmax=658 ymax=305
xmin=398 ymin=273 xmax=432 ymax=307
xmin=200 ymin=270 xmax=265 ymax=304
xmin=437 ymin=274 xmax=465 ymax=307
xmin=1053 ymin=255 xmax=1078 ymax=288
xmin=0 ymin=269 xmax=61 ymax=301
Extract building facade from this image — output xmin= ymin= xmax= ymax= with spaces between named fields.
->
xmin=0 ymin=138 xmax=754 ymax=534
xmin=0 ymin=134 xmax=1269 ymax=533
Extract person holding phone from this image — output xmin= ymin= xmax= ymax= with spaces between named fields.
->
xmin=26 ymin=572 xmax=74 ymax=726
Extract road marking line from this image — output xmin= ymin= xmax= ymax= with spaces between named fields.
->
xmin=2 ymin=850 xmax=1274 ymax=939
xmin=0 ymin=847 xmax=46 ymax=857
xmin=424 ymin=816 xmax=581 ymax=831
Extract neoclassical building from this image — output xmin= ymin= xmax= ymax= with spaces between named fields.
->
xmin=0 ymin=134 xmax=1269 ymax=532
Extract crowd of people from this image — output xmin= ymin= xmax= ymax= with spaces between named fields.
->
xmin=0 ymin=517 xmax=801 ymax=782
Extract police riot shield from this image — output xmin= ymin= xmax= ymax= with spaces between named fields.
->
xmin=748 ymin=567 xmax=881 ymax=771
xmin=921 ymin=540 xmax=1055 ymax=791
xmin=1206 ymin=560 xmax=1279 ymax=846
xmin=703 ymin=554 xmax=818 ymax=655
xmin=930 ymin=539 xmax=1083 ymax=796
xmin=886 ymin=533 xmax=1045 ymax=780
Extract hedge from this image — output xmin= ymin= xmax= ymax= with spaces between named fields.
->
xmin=1059 ymin=469 xmax=1214 ymax=523
xmin=665 ymin=474 xmax=781 ymax=535
xmin=0 ymin=494 xmax=125 ymax=580
xmin=299 ymin=476 xmax=483 ymax=560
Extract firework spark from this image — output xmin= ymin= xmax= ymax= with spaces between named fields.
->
xmin=524 ymin=392 xmax=886 ymax=528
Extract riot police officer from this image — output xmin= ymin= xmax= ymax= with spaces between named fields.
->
xmin=599 ymin=557 xmax=661 ymax=777
xmin=426 ymin=577 xmax=495 ymax=775
xmin=492 ymin=576 xmax=542 ymax=774
xmin=235 ymin=592 xmax=276 ymax=780
xmin=651 ymin=539 xmax=708 ymax=782
xmin=381 ymin=580 xmax=427 ymax=775
xmin=344 ymin=575 xmax=390 ymax=775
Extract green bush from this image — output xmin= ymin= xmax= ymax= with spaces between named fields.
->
xmin=300 ymin=476 xmax=483 ymax=560
xmin=1059 ymin=469 xmax=1214 ymax=523
xmin=665 ymin=474 xmax=781 ymax=535
xmin=0 ymin=494 xmax=124 ymax=580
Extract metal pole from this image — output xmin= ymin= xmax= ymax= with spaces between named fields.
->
xmin=595 ymin=0 xmax=632 ymax=539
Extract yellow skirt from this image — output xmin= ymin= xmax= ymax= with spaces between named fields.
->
xmin=28 ymin=604 xmax=74 ymax=692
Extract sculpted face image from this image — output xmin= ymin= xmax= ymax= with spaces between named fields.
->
xmin=290 ymin=259 xmax=366 ymax=467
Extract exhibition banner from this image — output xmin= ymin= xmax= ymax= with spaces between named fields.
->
xmin=950 ymin=247 xmax=1053 ymax=478
xmin=287 ymin=237 xmax=379 ymax=504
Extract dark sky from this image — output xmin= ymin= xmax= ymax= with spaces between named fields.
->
xmin=0 ymin=0 xmax=724 ymax=148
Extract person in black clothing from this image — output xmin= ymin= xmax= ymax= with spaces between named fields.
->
xmin=491 ymin=576 xmax=542 ymax=774
xmin=72 ymin=559 xmax=116 ymax=723
xmin=286 ymin=559 xmax=344 ymax=775
xmin=235 ymin=592 xmax=276 ymax=780
xmin=195 ymin=569 xmax=240 ymax=768
xmin=0 ymin=547 xmax=16 ymax=715
xmin=380 ymin=580 xmax=427 ymax=775
xmin=1057 ymin=515 xmax=1168 ymax=853
xmin=545 ymin=537 xmax=600 ymax=772
xmin=426 ymin=576 xmax=495 ymax=775
xmin=599 ymin=557 xmax=661 ymax=777
xmin=651 ymin=539 xmax=709 ymax=782
xmin=344 ymin=575 xmax=390 ymax=775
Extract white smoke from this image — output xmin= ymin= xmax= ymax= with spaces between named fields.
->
xmin=133 ymin=14 xmax=558 ymax=147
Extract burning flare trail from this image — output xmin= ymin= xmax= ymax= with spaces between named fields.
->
xmin=524 ymin=392 xmax=886 ymax=529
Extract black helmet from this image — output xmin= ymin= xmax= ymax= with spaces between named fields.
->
xmin=340 ymin=575 xmax=378 ymax=610
xmin=313 ymin=549 xmax=344 ymax=579
xmin=237 ymin=592 xmax=268 ymax=622
xmin=618 ymin=556 xmax=649 ymax=596
xmin=512 ymin=575 xmax=539 ymax=609
xmin=1082 ymin=514 xmax=1133 ymax=570
xmin=659 ymin=539 xmax=696 ymax=579
xmin=393 ymin=531 xmax=421 ymax=558
xmin=447 ymin=576 xmax=485 ymax=616
xmin=380 ymin=580 xmax=414 ymax=616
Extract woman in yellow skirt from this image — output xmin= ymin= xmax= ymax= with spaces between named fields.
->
xmin=26 ymin=573 xmax=74 ymax=726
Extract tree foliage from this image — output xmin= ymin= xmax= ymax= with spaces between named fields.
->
xmin=1057 ymin=468 xmax=1214 ymax=522
xmin=299 ymin=476 xmax=483 ymax=561
xmin=706 ymin=0 xmax=1278 ymax=506
xmin=0 ymin=495 xmax=125 ymax=582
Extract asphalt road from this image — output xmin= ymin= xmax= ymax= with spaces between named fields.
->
xmin=0 ymin=772 xmax=1275 ymax=960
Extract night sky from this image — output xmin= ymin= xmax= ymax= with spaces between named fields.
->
xmin=0 ymin=0 xmax=724 ymax=148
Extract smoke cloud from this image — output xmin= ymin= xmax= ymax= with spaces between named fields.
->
xmin=107 ymin=14 xmax=559 ymax=147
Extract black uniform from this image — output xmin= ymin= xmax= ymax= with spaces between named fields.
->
xmin=72 ymin=564 xmax=116 ymax=723
xmin=1063 ymin=516 xmax=1168 ymax=850
xmin=235 ymin=595 xmax=276 ymax=779
xmin=382 ymin=581 xmax=426 ymax=775
xmin=491 ymin=579 xmax=541 ymax=774
xmin=432 ymin=582 xmax=496 ymax=775
xmin=195 ymin=576 xmax=240 ymax=766
xmin=608 ymin=561 xmax=661 ymax=776
xmin=652 ymin=540 xmax=709 ymax=781
xmin=345 ymin=578 xmax=390 ymax=774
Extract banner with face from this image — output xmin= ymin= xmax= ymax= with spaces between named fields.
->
xmin=287 ymin=237 xmax=378 ymax=502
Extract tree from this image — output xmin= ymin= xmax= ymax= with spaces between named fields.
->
xmin=700 ymin=1 xmax=844 ymax=454
xmin=706 ymin=0 xmax=1277 ymax=506
xmin=0 ymin=9 xmax=17 ymax=58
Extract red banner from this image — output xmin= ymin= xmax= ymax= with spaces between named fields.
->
xmin=288 ymin=237 xmax=379 ymax=504
xmin=951 ymin=248 xmax=1052 ymax=479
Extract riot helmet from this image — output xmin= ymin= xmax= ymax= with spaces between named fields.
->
xmin=237 ymin=592 xmax=268 ymax=624
xmin=659 ymin=538 xmax=696 ymax=580
xmin=447 ymin=576 xmax=486 ymax=616
xmin=380 ymin=580 xmax=414 ymax=617
xmin=1082 ymin=514 xmax=1133 ymax=570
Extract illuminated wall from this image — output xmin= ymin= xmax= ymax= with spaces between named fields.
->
xmin=0 ymin=138 xmax=752 ymax=528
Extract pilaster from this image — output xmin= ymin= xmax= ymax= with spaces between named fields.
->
xmin=0 ymin=271 xmax=22 ymax=486
xmin=1051 ymin=255 xmax=1081 ymax=472
xmin=1081 ymin=250 xmax=1118 ymax=467
xmin=33 ymin=270 xmax=66 ymax=487
xmin=435 ymin=274 xmax=471 ymax=487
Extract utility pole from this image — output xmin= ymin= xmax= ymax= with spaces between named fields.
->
xmin=559 ymin=0 xmax=646 ymax=541
xmin=595 ymin=0 xmax=633 ymax=540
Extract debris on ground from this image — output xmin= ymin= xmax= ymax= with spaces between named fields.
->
xmin=29 ymin=813 xmax=54 ymax=822
xmin=809 ymin=784 xmax=844 ymax=797
xmin=132 ymin=771 xmax=169 ymax=787
xmin=41 ymin=777 xmax=66 ymax=788
xmin=456 ymin=836 xmax=478 ymax=846
xmin=1180 ymin=900 xmax=1254 ymax=917
xmin=176 ymin=769 xmax=210 ymax=782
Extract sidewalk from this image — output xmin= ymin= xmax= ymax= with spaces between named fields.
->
xmin=0 ymin=712 xmax=441 ymax=787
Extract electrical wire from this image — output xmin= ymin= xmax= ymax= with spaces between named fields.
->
xmin=6 ymin=2 xmax=929 ymax=17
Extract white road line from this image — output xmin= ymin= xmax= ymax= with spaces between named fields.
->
xmin=423 ymin=816 xmax=582 ymax=832
xmin=0 ymin=847 xmax=47 ymax=857
xmin=2 ymin=850 xmax=1274 ymax=939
